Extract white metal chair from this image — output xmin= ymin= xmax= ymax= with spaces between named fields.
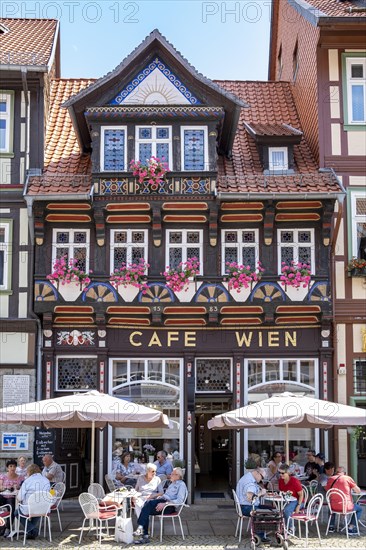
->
xmin=88 ymin=482 xmax=106 ymax=501
xmin=301 ymin=484 xmax=309 ymax=507
xmin=105 ymin=473 xmax=116 ymax=492
xmin=17 ymin=491 xmax=53 ymax=546
xmin=232 ymin=488 xmax=249 ymax=543
xmin=292 ymin=493 xmax=324 ymax=547
xmin=0 ymin=503 xmax=13 ymax=540
xmin=49 ymin=481 xmax=66 ymax=531
xmin=151 ymin=487 xmax=189 ymax=542
xmin=309 ymin=479 xmax=318 ymax=497
xmin=78 ymin=492 xmax=118 ymax=544
xmin=326 ymin=488 xmax=360 ymax=538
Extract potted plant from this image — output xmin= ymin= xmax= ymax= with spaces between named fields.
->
xmin=279 ymin=261 xmax=311 ymax=290
xmin=244 ymin=457 xmax=258 ymax=471
xmin=130 ymin=156 xmax=169 ymax=188
xmin=143 ymin=443 xmax=156 ymax=463
xmin=225 ymin=261 xmax=264 ymax=292
xmin=110 ymin=258 xmax=150 ymax=299
xmin=346 ymin=257 xmax=366 ymax=277
xmin=46 ymin=256 xmax=91 ymax=300
xmin=172 ymin=459 xmax=185 ymax=469
xmin=162 ymin=257 xmax=200 ymax=301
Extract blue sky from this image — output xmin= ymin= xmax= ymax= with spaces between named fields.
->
xmin=2 ymin=1 xmax=272 ymax=81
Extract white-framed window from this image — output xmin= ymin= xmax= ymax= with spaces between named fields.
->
xmin=52 ymin=228 xmax=90 ymax=272
xmin=350 ymin=190 xmax=366 ymax=260
xmin=268 ymin=147 xmax=288 ymax=171
xmin=110 ymin=229 xmax=148 ymax=271
xmin=0 ymin=91 xmax=13 ymax=154
xmin=166 ymin=229 xmax=203 ymax=273
xmin=100 ymin=126 xmax=127 ymax=171
xmin=345 ymin=56 xmax=366 ymax=125
xmin=56 ymin=356 xmax=98 ymax=391
xmin=221 ymin=229 xmax=259 ymax=274
xmin=354 ymin=359 xmax=366 ymax=394
xmin=135 ymin=126 xmax=172 ymax=169
xmin=0 ymin=220 xmax=12 ymax=290
xmin=181 ymin=126 xmax=208 ymax=171
xmin=195 ymin=358 xmax=232 ymax=392
xmin=277 ymin=228 xmax=315 ymax=274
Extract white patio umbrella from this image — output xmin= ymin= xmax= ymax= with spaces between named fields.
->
xmin=0 ymin=390 xmax=170 ymax=483
xmin=207 ymin=392 xmax=366 ymax=463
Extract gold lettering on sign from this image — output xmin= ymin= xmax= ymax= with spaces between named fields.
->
xmin=235 ymin=332 xmax=253 ymax=347
xmin=167 ymin=332 xmax=179 ymax=347
xmin=184 ymin=332 xmax=196 ymax=347
xmin=285 ymin=331 xmax=297 ymax=347
xmin=148 ymin=332 xmax=162 ymax=347
xmin=130 ymin=331 xmax=142 ymax=347
xmin=268 ymin=332 xmax=280 ymax=347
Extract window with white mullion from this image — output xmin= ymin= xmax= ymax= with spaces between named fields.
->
xmin=350 ymin=191 xmax=366 ymax=260
xmin=268 ymin=147 xmax=288 ymax=171
xmin=52 ymin=229 xmax=90 ymax=272
xmin=346 ymin=57 xmax=366 ymax=124
xmin=135 ymin=126 xmax=171 ymax=168
xmin=221 ymin=229 xmax=258 ymax=274
xmin=110 ymin=229 xmax=148 ymax=271
xmin=166 ymin=229 xmax=203 ymax=274
xmin=277 ymin=228 xmax=315 ymax=274
xmin=0 ymin=222 xmax=11 ymax=290
xmin=0 ymin=92 xmax=13 ymax=153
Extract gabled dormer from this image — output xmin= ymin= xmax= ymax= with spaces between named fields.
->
xmin=243 ymin=122 xmax=303 ymax=174
xmin=63 ymin=29 xmax=246 ymax=185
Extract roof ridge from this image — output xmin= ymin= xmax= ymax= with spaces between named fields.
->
xmin=0 ymin=17 xmax=59 ymax=22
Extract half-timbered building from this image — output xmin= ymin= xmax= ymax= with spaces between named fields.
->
xmin=26 ymin=30 xmax=344 ymax=499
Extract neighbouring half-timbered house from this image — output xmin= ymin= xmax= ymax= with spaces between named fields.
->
xmin=26 ymin=30 xmax=344 ymax=499
xmin=0 ymin=18 xmax=59 ymax=467
xmin=269 ymin=0 xmax=366 ymax=486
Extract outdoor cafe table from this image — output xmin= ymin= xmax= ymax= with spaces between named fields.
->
xmin=353 ymin=489 xmax=366 ymax=529
xmin=263 ymin=492 xmax=296 ymax=512
xmin=102 ymin=489 xmax=140 ymax=518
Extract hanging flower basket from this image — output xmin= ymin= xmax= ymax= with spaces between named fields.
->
xmin=346 ymin=258 xmax=366 ymax=277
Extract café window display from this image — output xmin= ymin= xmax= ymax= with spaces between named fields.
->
xmin=244 ymin=358 xmax=318 ymax=465
xmin=109 ymin=358 xmax=183 ymax=470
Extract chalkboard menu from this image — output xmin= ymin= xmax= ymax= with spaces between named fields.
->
xmin=34 ymin=428 xmax=56 ymax=467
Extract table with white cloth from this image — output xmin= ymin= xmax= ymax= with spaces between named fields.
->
xmin=102 ymin=489 xmax=140 ymax=519
xmin=263 ymin=492 xmax=297 ymax=512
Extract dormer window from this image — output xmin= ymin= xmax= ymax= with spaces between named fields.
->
xmin=136 ymin=125 xmax=172 ymax=168
xmin=268 ymin=147 xmax=288 ymax=171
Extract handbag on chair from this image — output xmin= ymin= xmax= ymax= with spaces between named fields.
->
xmin=114 ymin=516 xmax=133 ymax=544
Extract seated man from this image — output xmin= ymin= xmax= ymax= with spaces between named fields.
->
xmin=326 ymin=466 xmax=361 ymax=534
xmin=317 ymin=461 xmax=334 ymax=496
xmin=16 ymin=464 xmax=51 ymax=540
xmin=133 ymin=467 xmax=186 ymax=544
xmin=154 ymin=450 xmax=173 ymax=478
xmin=236 ymin=467 xmax=271 ymax=544
xmin=42 ymin=454 xmax=64 ymax=484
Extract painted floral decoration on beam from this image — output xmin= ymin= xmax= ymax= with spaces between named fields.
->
xmin=130 ymin=156 xmax=169 ymax=186
xmin=47 ymin=256 xmax=91 ymax=290
xmin=280 ymin=261 xmax=311 ymax=289
xmin=225 ymin=261 xmax=264 ymax=292
xmin=162 ymin=257 xmax=200 ymax=293
xmin=110 ymin=259 xmax=150 ymax=294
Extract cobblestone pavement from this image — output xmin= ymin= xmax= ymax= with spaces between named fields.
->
xmin=2 ymin=498 xmax=365 ymax=549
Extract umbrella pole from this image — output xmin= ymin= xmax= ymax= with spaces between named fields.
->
xmin=285 ymin=423 xmax=289 ymax=464
xmin=90 ymin=420 xmax=95 ymax=485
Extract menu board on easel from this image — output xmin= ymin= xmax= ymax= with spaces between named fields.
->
xmin=34 ymin=428 xmax=56 ymax=467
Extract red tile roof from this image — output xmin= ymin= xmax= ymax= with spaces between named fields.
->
xmin=303 ymin=0 xmax=366 ymax=18
xmin=0 ymin=18 xmax=58 ymax=66
xmin=27 ymin=78 xmax=95 ymax=196
xmin=245 ymin=122 xmax=302 ymax=137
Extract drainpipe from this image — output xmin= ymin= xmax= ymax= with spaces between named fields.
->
xmin=21 ymin=68 xmax=30 ymax=172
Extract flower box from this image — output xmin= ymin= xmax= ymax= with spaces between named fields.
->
xmin=162 ymin=258 xmax=200 ymax=295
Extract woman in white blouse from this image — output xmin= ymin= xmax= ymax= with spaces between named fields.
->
xmin=134 ymin=463 xmax=163 ymax=518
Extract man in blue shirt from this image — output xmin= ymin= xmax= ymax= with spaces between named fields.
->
xmin=236 ymin=467 xmax=271 ymax=544
xmin=154 ymin=450 xmax=173 ymax=478
xmin=133 ymin=467 xmax=187 ymax=544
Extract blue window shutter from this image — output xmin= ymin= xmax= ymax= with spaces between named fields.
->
xmin=103 ymin=129 xmax=125 ymax=171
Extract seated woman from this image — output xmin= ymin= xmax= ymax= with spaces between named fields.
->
xmin=278 ymin=464 xmax=304 ymax=534
xmin=0 ymin=459 xmax=25 ymax=536
xmin=134 ymin=463 xmax=164 ymax=518
xmin=267 ymin=452 xmax=282 ymax=491
xmin=114 ymin=451 xmax=137 ymax=487
xmin=15 ymin=456 xmax=28 ymax=478
xmin=133 ymin=467 xmax=187 ymax=544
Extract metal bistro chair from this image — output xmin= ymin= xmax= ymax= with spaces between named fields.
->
xmin=301 ymin=484 xmax=310 ymax=507
xmin=88 ymin=482 xmax=106 ymax=502
xmin=105 ymin=473 xmax=117 ymax=493
xmin=309 ymin=480 xmax=318 ymax=497
xmin=0 ymin=503 xmax=13 ymax=540
xmin=49 ymin=481 xmax=66 ymax=531
xmin=151 ymin=487 xmax=189 ymax=542
xmin=292 ymin=493 xmax=324 ymax=547
xmin=78 ymin=492 xmax=118 ymax=545
xmin=17 ymin=491 xmax=53 ymax=546
xmin=326 ymin=488 xmax=360 ymax=538
xmin=232 ymin=489 xmax=249 ymax=543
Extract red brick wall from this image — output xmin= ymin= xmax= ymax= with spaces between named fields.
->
xmin=271 ymin=0 xmax=320 ymax=163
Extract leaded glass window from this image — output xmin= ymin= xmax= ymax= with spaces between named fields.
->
xmin=110 ymin=229 xmax=148 ymax=271
xmin=166 ymin=229 xmax=203 ymax=273
xmin=56 ymin=356 xmax=98 ymax=391
xmin=277 ymin=229 xmax=314 ymax=274
xmin=135 ymin=126 xmax=171 ymax=168
xmin=102 ymin=127 xmax=126 ymax=171
xmin=52 ymin=229 xmax=90 ymax=272
xmin=221 ymin=229 xmax=259 ymax=274
xmin=182 ymin=128 xmax=207 ymax=170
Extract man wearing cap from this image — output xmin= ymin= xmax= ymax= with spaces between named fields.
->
xmin=315 ymin=453 xmax=325 ymax=475
xmin=236 ymin=467 xmax=271 ymax=544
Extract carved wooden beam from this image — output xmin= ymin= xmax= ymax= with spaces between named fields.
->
xmin=263 ymin=204 xmax=275 ymax=246
xmin=322 ymin=202 xmax=333 ymax=247
xmin=209 ymin=205 xmax=218 ymax=247
xmin=152 ymin=207 xmax=162 ymax=247
xmin=34 ymin=203 xmax=45 ymax=245
xmin=94 ymin=206 xmax=105 ymax=247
